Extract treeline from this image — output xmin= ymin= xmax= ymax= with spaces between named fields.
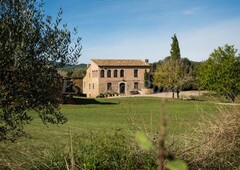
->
xmin=58 ymin=65 xmax=87 ymax=78
xmin=151 ymin=57 xmax=200 ymax=91
xmin=151 ymin=34 xmax=240 ymax=101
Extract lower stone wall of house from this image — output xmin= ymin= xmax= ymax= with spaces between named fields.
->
xmin=99 ymin=80 xmax=144 ymax=96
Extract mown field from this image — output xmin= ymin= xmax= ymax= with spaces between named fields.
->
xmin=0 ymin=97 xmax=227 ymax=169
xmin=26 ymin=97 xmax=217 ymax=144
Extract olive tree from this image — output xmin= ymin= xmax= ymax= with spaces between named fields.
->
xmin=0 ymin=0 xmax=82 ymax=141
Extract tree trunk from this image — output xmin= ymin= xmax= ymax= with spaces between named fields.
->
xmin=176 ymin=87 xmax=180 ymax=99
xmin=177 ymin=91 xmax=180 ymax=99
xmin=172 ymin=90 xmax=174 ymax=98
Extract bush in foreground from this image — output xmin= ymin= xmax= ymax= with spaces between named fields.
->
xmin=1 ymin=129 xmax=157 ymax=170
xmin=175 ymin=104 xmax=240 ymax=169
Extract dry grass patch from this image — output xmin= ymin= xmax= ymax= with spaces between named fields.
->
xmin=176 ymin=104 xmax=240 ymax=169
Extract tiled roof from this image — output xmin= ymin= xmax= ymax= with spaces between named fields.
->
xmin=91 ymin=59 xmax=150 ymax=67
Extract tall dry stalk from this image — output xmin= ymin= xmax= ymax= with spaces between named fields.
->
xmin=65 ymin=125 xmax=76 ymax=170
xmin=158 ymin=99 xmax=167 ymax=170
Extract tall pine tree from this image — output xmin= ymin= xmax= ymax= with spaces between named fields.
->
xmin=154 ymin=34 xmax=192 ymax=99
xmin=170 ymin=34 xmax=181 ymax=98
xmin=170 ymin=34 xmax=181 ymax=61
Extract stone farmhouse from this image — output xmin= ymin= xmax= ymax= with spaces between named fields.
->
xmin=83 ymin=59 xmax=150 ymax=98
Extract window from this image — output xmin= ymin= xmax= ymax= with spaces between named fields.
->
xmin=120 ymin=69 xmax=124 ymax=77
xmin=107 ymin=83 xmax=112 ymax=90
xmin=134 ymin=69 xmax=138 ymax=77
xmin=114 ymin=69 xmax=118 ymax=77
xmin=92 ymin=83 xmax=94 ymax=89
xmin=89 ymin=83 xmax=91 ymax=89
xmin=107 ymin=70 xmax=111 ymax=77
xmin=100 ymin=69 xmax=105 ymax=78
xmin=134 ymin=82 xmax=138 ymax=90
xmin=89 ymin=73 xmax=90 ymax=78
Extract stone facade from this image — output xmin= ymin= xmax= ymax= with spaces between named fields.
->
xmin=83 ymin=59 xmax=150 ymax=98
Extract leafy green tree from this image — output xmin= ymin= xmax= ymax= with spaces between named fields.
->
xmin=179 ymin=58 xmax=199 ymax=91
xmin=144 ymin=69 xmax=150 ymax=88
xmin=198 ymin=44 xmax=240 ymax=101
xmin=0 ymin=0 xmax=82 ymax=141
xmin=71 ymin=68 xmax=86 ymax=78
xmin=174 ymin=59 xmax=194 ymax=98
xmin=153 ymin=58 xmax=178 ymax=96
xmin=153 ymin=57 xmax=192 ymax=99
xmin=154 ymin=34 xmax=192 ymax=99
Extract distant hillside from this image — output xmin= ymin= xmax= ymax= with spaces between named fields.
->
xmin=58 ymin=63 xmax=87 ymax=78
xmin=61 ymin=63 xmax=87 ymax=71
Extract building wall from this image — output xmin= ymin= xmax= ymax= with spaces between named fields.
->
xmin=83 ymin=60 xmax=150 ymax=98
xmin=83 ymin=62 xmax=99 ymax=98
xmin=98 ymin=67 xmax=149 ymax=96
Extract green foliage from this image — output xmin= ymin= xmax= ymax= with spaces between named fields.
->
xmin=71 ymin=68 xmax=86 ymax=78
xmin=198 ymin=44 xmax=240 ymax=101
xmin=0 ymin=97 xmax=219 ymax=169
xmin=154 ymin=34 xmax=194 ymax=98
xmin=153 ymin=57 xmax=194 ymax=98
xmin=71 ymin=130 xmax=157 ymax=170
xmin=0 ymin=0 xmax=81 ymax=141
xmin=153 ymin=58 xmax=177 ymax=91
xmin=144 ymin=69 xmax=150 ymax=88
xmin=166 ymin=160 xmax=188 ymax=170
xmin=1 ymin=130 xmax=158 ymax=170
xmin=180 ymin=58 xmax=200 ymax=90
xmin=57 ymin=63 xmax=87 ymax=78
xmin=170 ymin=34 xmax=181 ymax=61
xmin=136 ymin=131 xmax=153 ymax=151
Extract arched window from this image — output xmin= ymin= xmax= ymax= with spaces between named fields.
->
xmin=100 ymin=69 xmax=105 ymax=78
xmin=120 ymin=69 xmax=124 ymax=77
xmin=107 ymin=70 xmax=111 ymax=77
xmin=114 ymin=70 xmax=118 ymax=77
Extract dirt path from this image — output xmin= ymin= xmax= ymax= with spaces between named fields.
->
xmin=140 ymin=90 xmax=209 ymax=99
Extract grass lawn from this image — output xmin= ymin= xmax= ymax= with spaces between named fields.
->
xmin=0 ymin=97 xmax=219 ymax=169
xmin=23 ymin=97 xmax=217 ymax=143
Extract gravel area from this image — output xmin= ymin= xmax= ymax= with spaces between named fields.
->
xmin=140 ymin=90 xmax=209 ymax=98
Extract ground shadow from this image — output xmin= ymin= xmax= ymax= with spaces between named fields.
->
xmin=63 ymin=97 xmax=119 ymax=105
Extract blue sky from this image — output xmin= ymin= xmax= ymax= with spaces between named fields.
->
xmin=44 ymin=0 xmax=240 ymax=63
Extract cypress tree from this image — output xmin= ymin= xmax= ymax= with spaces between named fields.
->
xmin=170 ymin=34 xmax=181 ymax=61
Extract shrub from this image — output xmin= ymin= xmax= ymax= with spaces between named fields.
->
xmin=0 ymin=129 xmax=158 ymax=170
xmin=176 ymin=104 xmax=240 ymax=169
xmin=66 ymin=130 xmax=157 ymax=170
